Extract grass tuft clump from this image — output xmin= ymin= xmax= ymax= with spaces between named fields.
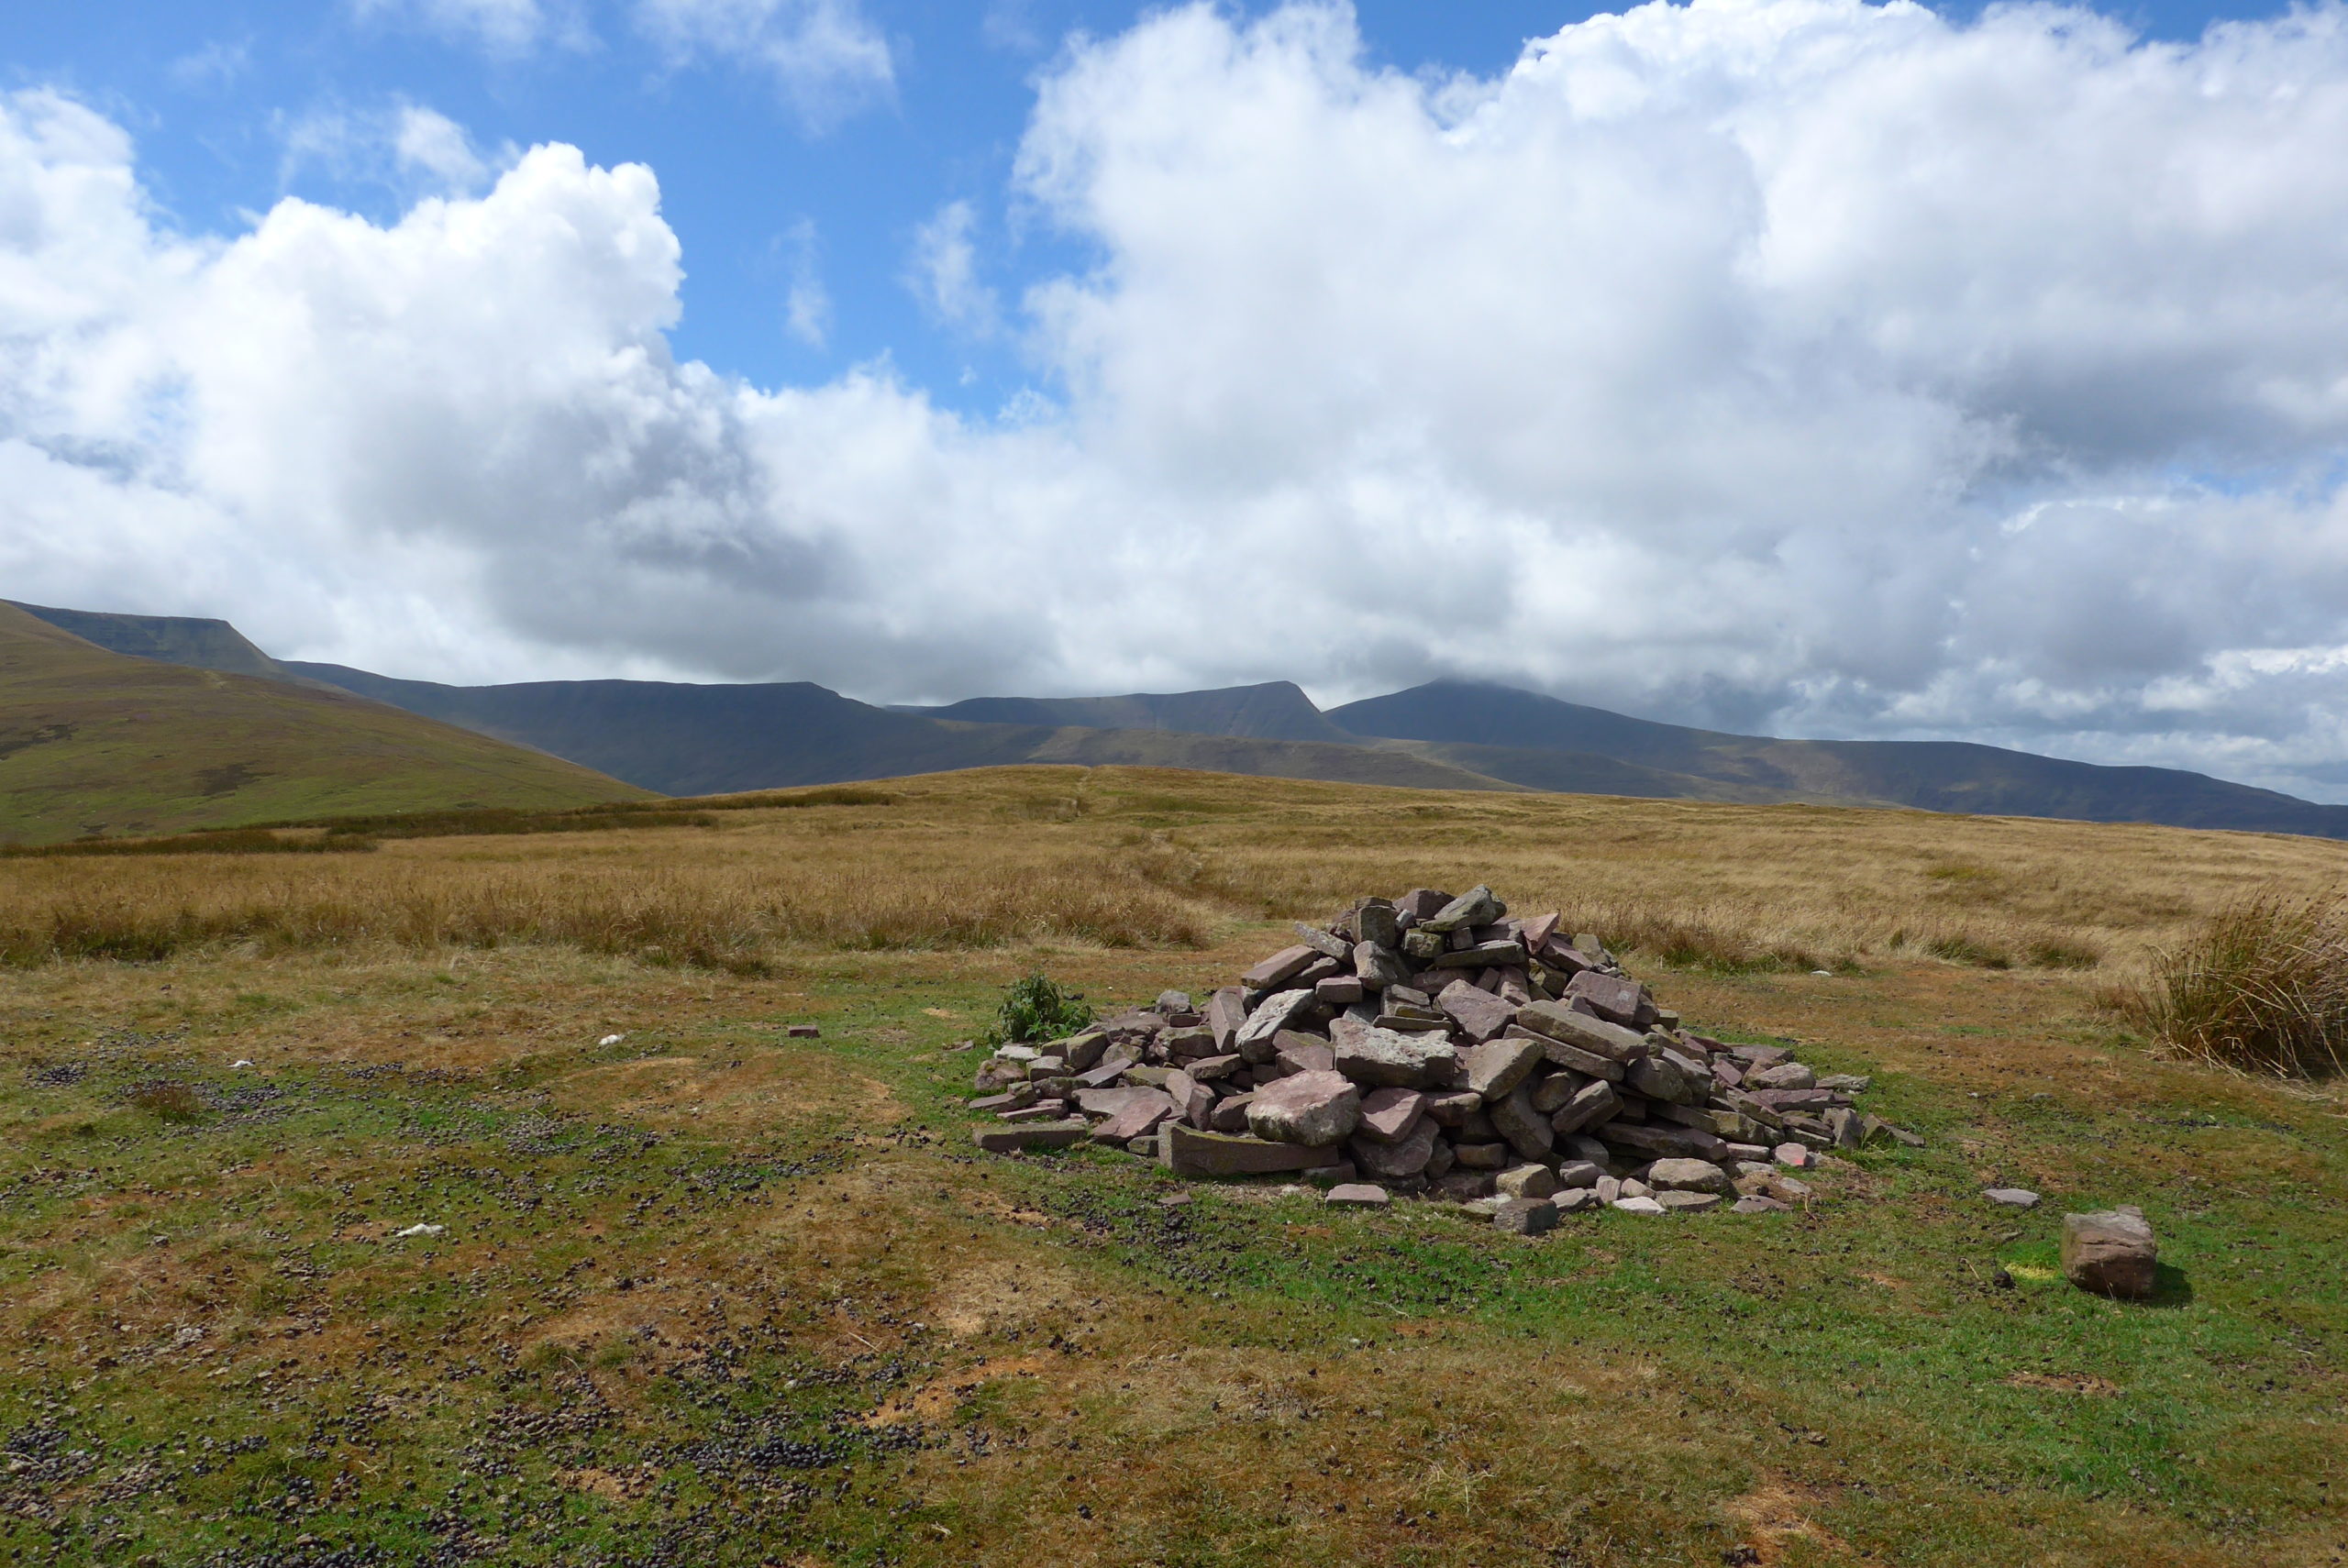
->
xmin=983 ymin=974 xmax=1095 ymax=1047
xmin=2121 ymin=889 xmax=2348 ymax=1077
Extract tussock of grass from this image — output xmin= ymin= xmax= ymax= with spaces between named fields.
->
xmin=2121 ymin=889 xmax=2348 ymax=1077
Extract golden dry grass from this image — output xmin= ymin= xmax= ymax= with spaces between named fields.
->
xmin=2 ymin=764 xmax=2345 ymax=975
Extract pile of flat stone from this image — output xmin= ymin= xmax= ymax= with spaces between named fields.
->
xmin=969 ymin=885 xmax=1921 ymax=1233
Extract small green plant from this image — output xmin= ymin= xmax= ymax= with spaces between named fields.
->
xmin=2122 ymin=889 xmax=2348 ymax=1077
xmin=983 ymin=973 xmax=1094 ymax=1047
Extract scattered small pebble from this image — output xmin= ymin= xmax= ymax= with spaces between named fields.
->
xmin=228 ymin=1059 xmax=254 ymax=1069
xmin=392 ymin=1223 xmax=448 ymax=1239
xmin=598 ymin=1033 xmax=625 ymax=1047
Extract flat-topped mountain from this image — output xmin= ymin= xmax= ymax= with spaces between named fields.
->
xmin=26 ymin=602 xmax=2348 ymax=839
xmin=898 ymin=681 xmax=1356 ymax=744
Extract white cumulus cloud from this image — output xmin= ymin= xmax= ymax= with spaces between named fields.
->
xmin=15 ymin=1 xmax=2348 ymax=798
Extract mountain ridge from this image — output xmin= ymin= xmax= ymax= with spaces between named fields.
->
xmin=26 ymin=602 xmax=2348 ymax=839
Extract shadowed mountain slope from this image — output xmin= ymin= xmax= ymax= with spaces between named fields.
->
xmin=0 ymin=607 xmax=648 ymax=844
xmin=283 ymin=663 xmax=1516 ymax=797
xmin=1332 ymin=679 xmax=2348 ymax=837
xmin=902 ymin=681 xmax=1356 ymax=744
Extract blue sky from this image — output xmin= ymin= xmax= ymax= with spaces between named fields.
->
xmin=0 ymin=0 xmax=2293 ymax=414
xmin=10 ymin=0 xmax=2348 ymax=797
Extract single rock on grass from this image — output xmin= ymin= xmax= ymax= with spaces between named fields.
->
xmin=1655 ymin=1190 xmax=1723 ymax=1212
xmin=1492 ymin=1196 xmax=1557 ymax=1235
xmin=1984 ymin=1187 xmax=2042 ymax=1209
xmin=2061 ymin=1207 xmax=2157 ymax=1300
xmin=1324 ymin=1184 xmax=1390 ymax=1209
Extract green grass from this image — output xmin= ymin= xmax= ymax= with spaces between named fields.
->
xmin=0 ymin=937 xmax=2341 ymax=1566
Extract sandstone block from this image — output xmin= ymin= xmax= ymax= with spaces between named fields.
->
xmin=1565 ymin=971 xmax=1645 ymax=1026
xmin=1160 ymin=1123 xmax=1339 ymax=1177
xmin=1422 ymin=884 xmax=1506 ymax=933
xmin=1452 ymin=1141 xmax=1510 ymax=1170
xmin=1315 ymin=975 xmax=1366 ymax=1007
xmin=1654 ymin=1191 xmax=1722 ymax=1213
xmin=1348 ymin=1117 xmax=1439 ymax=1179
xmin=2061 ymin=1208 xmax=2157 ymax=1299
xmin=1983 ymin=1187 xmax=2040 ymax=1209
xmin=1750 ymin=1061 xmax=1817 ymax=1090
xmin=1355 ymin=1086 xmax=1428 ymax=1144
xmin=1441 ymin=981 xmax=1521 ymax=1045
xmin=1548 ymin=1078 xmax=1621 ymax=1138
xmin=973 ymin=1120 xmax=1090 ymax=1153
xmin=1492 ymin=1196 xmax=1557 ymax=1235
xmin=1432 ymin=940 xmax=1530 ymax=970
xmin=1209 ymin=1091 xmax=1257 ymax=1134
xmin=1092 ymin=1091 xmax=1177 ymax=1145
xmin=1243 ymin=945 xmax=1323 ymax=990
xmin=1599 ymin=1121 xmax=1727 ymax=1161
xmin=1463 ymin=1033 xmax=1544 ymax=1101
xmin=1292 ymin=923 xmax=1354 ymax=961
xmin=1246 ymin=1070 xmax=1361 ymax=1146
xmin=1423 ymin=1089 xmax=1483 ymax=1127
xmin=1334 ymin=1026 xmax=1460 ymax=1089
xmin=1235 ymin=989 xmax=1316 ymax=1061
xmin=1353 ymin=942 xmax=1412 ymax=990
xmin=1490 ymin=1081 xmax=1556 ymax=1161
xmin=1207 ymin=988 xmax=1248 ymax=1051
xmin=1356 ymin=902 xmax=1402 ymax=947
xmin=1553 ymin=1160 xmax=1602 ymax=1190
xmin=1324 ymin=1183 xmax=1390 ymax=1208
xmin=1271 ymin=1031 xmax=1336 ymax=1078
xmin=1646 ymin=1158 xmax=1734 ymax=1196
xmin=1513 ymin=1003 xmax=1647 ymax=1065
xmin=1495 ymin=1164 xmax=1559 ymax=1200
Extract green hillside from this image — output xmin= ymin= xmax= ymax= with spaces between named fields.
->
xmin=0 ymin=605 xmax=652 ymax=845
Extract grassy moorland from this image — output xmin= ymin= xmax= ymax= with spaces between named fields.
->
xmin=0 ymin=605 xmax=648 ymax=845
xmin=0 ymin=767 xmax=2342 ymax=1567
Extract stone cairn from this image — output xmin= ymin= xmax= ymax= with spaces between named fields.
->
xmin=969 ymin=886 xmax=1921 ymax=1234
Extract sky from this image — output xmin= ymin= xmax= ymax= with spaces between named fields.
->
xmin=9 ymin=0 xmax=2348 ymax=799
